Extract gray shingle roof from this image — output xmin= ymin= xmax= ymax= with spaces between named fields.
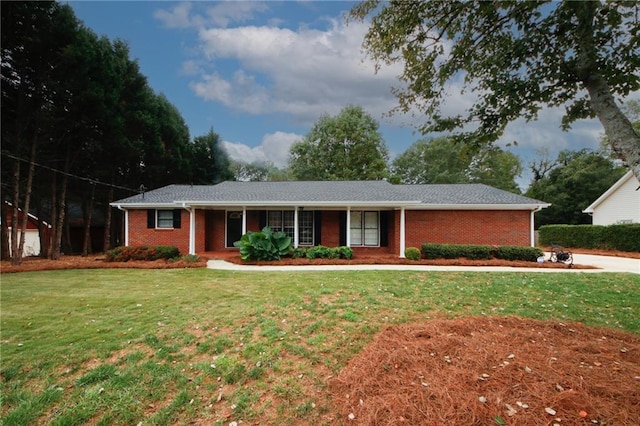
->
xmin=112 ymin=181 xmax=548 ymax=208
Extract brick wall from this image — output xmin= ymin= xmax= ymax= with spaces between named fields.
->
xmin=128 ymin=209 xmax=191 ymax=255
xmin=130 ymin=208 xmax=533 ymax=256
xmin=320 ymin=211 xmax=341 ymax=247
xmin=403 ymin=210 xmax=531 ymax=248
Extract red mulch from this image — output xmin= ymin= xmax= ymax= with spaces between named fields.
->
xmin=329 ymin=316 xmax=640 ymax=425
xmin=0 ymin=256 xmax=207 ymax=273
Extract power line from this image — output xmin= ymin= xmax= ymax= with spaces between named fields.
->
xmin=1 ymin=151 xmax=140 ymax=193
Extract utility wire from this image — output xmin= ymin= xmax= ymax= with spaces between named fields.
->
xmin=1 ymin=151 xmax=140 ymax=193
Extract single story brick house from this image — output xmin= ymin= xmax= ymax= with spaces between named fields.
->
xmin=111 ymin=181 xmax=550 ymax=258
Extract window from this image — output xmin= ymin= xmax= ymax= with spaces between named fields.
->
xmin=147 ymin=209 xmax=181 ymax=229
xmin=267 ymin=210 xmax=314 ymax=246
xmin=350 ymin=211 xmax=379 ymax=246
xmin=157 ymin=210 xmax=174 ymax=228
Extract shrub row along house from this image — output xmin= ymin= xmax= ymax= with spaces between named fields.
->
xmin=111 ymin=181 xmax=550 ymax=258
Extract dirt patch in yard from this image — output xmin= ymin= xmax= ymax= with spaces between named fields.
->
xmin=328 ymin=316 xmax=640 ymax=425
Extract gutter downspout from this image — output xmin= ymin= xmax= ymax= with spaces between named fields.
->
xmin=530 ymin=206 xmax=542 ymax=247
xmin=116 ymin=205 xmax=129 ymax=247
xmin=183 ymin=203 xmax=196 ymax=255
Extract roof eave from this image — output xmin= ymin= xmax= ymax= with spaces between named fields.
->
xmin=583 ymin=170 xmax=633 ymax=213
xmin=413 ymin=203 xmax=551 ymax=210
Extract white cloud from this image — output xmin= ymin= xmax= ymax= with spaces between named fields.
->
xmin=191 ymin=19 xmax=406 ymax=126
xmin=155 ymin=1 xmax=268 ymax=29
xmin=204 ymin=1 xmax=269 ymax=28
xmin=154 ymin=3 xmax=201 ymax=29
xmin=223 ymin=131 xmax=301 ymax=167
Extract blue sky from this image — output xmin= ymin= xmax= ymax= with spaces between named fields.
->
xmin=67 ymin=1 xmax=633 ymax=188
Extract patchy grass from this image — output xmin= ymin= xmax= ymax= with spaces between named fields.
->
xmin=1 ymin=269 xmax=639 ymax=425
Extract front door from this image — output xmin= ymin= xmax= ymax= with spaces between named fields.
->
xmin=226 ymin=211 xmax=243 ymax=247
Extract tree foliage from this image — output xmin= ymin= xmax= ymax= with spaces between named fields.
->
xmin=525 ymin=150 xmax=626 ymax=227
xmin=350 ymin=1 xmax=640 ymax=179
xmin=289 ymin=105 xmax=389 ymax=181
xmin=391 ymin=137 xmax=522 ymax=192
xmin=1 ymin=1 xmax=231 ymax=261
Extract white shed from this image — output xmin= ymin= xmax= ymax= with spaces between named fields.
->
xmin=583 ymin=171 xmax=640 ymax=225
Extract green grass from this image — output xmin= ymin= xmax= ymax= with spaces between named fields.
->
xmin=1 ymin=268 xmax=639 ymax=425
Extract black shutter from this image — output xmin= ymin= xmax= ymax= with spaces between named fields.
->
xmin=314 ymin=211 xmax=322 ymax=245
xmin=339 ymin=211 xmax=346 ymax=246
xmin=259 ymin=210 xmax=267 ymax=230
xmin=380 ymin=211 xmax=389 ymax=247
xmin=173 ymin=209 xmax=181 ymax=229
xmin=147 ymin=210 xmax=155 ymax=228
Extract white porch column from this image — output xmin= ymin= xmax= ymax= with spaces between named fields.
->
xmin=189 ymin=208 xmax=196 ymax=255
xmin=346 ymin=206 xmax=351 ymax=246
xmin=124 ymin=209 xmax=129 ymax=246
xmin=242 ymin=207 xmax=247 ymax=235
xmin=293 ymin=207 xmax=299 ymax=248
xmin=530 ymin=209 xmax=536 ymax=247
xmin=399 ymin=207 xmax=406 ymax=258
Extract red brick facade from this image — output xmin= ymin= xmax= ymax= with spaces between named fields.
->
xmin=403 ymin=210 xmax=531 ymax=249
xmin=126 ymin=207 xmax=533 ymax=256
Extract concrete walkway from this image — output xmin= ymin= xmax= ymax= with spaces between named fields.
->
xmin=207 ymin=253 xmax=640 ymax=274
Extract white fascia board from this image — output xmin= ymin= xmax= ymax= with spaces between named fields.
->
xmin=407 ymin=203 xmax=551 ymax=211
xmin=583 ymin=170 xmax=633 ymax=213
xmin=109 ymin=202 xmax=182 ymax=209
xmin=175 ymin=200 xmax=422 ymax=208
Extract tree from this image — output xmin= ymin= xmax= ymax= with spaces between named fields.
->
xmin=230 ymin=161 xmax=291 ymax=182
xmin=391 ymin=137 xmax=522 ymax=192
xmin=390 ymin=137 xmax=470 ymax=184
xmin=467 ymin=147 xmax=522 ymax=193
xmin=289 ymin=105 xmax=389 ymax=181
xmin=525 ymin=150 xmax=626 ymax=226
xmin=188 ymin=129 xmax=234 ymax=184
xmin=350 ymin=1 xmax=640 ymax=180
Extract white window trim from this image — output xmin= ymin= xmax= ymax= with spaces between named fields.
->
xmin=156 ymin=210 xmax=174 ymax=229
xmin=349 ymin=210 xmax=380 ymax=247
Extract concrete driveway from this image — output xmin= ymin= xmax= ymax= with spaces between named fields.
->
xmin=207 ymin=253 xmax=640 ymax=274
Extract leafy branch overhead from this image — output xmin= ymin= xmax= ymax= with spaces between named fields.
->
xmin=349 ymin=1 xmax=640 ymax=178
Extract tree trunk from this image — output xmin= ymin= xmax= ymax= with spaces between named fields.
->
xmin=17 ymin=135 xmax=38 ymax=259
xmin=574 ymin=1 xmax=640 ymax=181
xmin=584 ymin=76 xmax=640 ymax=180
xmin=1 ymin=199 xmax=10 ymax=260
xmin=47 ymin=172 xmax=57 ymax=259
xmin=81 ymin=184 xmax=95 ymax=256
xmin=51 ymin=158 xmax=69 ymax=260
xmin=10 ymin=160 xmax=21 ymax=265
xmin=103 ymin=186 xmax=113 ymax=252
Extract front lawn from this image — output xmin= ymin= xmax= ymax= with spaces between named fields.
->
xmin=1 ymin=269 xmax=639 ymax=425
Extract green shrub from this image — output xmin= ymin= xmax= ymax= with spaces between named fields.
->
xmin=291 ymin=247 xmax=307 ymax=259
xmin=421 ymin=243 xmax=492 ymax=260
xmin=422 ymin=243 xmax=540 ymax=262
xmin=306 ymin=245 xmax=334 ymax=259
xmin=233 ymin=227 xmax=292 ymax=261
xmin=104 ymin=245 xmax=180 ymax=262
xmin=336 ymin=246 xmax=353 ymax=259
xmin=179 ymin=254 xmax=202 ymax=263
xmin=539 ymin=224 xmax=640 ymax=252
xmin=404 ymin=247 xmax=421 ymax=261
xmin=494 ymin=246 xmax=544 ymax=262
xmin=305 ymin=245 xmax=353 ymax=259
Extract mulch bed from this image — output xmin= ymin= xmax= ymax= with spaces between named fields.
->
xmin=0 ymin=256 xmax=207 ymax=273
xmin=329 ymin=316 xmax=640 ymax=425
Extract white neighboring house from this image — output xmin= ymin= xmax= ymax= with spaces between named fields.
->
xmin=583 ymin=171 xmax=640 ymax=225
xmin=3 ymin=201 xmax=50 ymax=257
